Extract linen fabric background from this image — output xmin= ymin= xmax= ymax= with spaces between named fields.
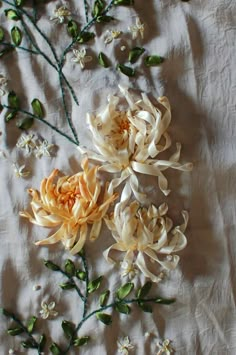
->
xmin=0 ymin=0 xmax=235 ymax=354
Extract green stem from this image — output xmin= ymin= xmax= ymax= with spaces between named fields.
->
xmin=80 ymin=252 xmax=89 ymax=318
xmin=2 ymin=105 xmax=79 ymax=146
xmin=83 ymin=0 xmax=89 ymax=22
xmin=0 ymin=42 xmax=39 ymax=55
xmin=58 ymin=268 xmax=85 ymax=302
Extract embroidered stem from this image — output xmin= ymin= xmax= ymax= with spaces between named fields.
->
xmin=80 ymin=251 xmax=89 ymax=318
xmin=83 ymin=0 xmax=89 ymax=22
xmin=57 ymin=268 xmax=85 ymax=302
xmin=0 ymin=42 xmax=39 ymax=55
xmin=2 ymin=105 xmax=79 ymax=146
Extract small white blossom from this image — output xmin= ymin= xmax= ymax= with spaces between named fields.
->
xmin=120 ymin=45 xmax=126 ymax=52
xmin=16 ymin=133 xmax=36 ymax=154
xmin=121 ymin=261 xmax=138 ymax=280
xmin=34 ymin=140 xmax=54 ymax=158
xmin=0 ymin=74 xmax=7 ymax=96
xmin=104 ymin=30 xmax=122 ymax=44
xmin=40 ymin=301 xmax=58 ymax=319
xmin=13 ymin=163 xmax=30 ymax=178
xmin=128 ymin=18 xmax=145 ymax=40
xmin=50 ymin=5 xmax=71 ymax=23
xmin=157 ymin=339 xmax=174 ymax=355
xmin=72 ymin=48 xmax=92 ymax=69
xmin=117 ymin=336 xmax=134 ymax=355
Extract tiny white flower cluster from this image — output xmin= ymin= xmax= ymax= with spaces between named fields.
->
xmin=104 ymin=18 xmax=144 ymax=44
xmin=72 ymin=48 xmax=92 ymax=69
xmin=39 ymin=301 xmax=58 ymax=319
xmin=16 ymin=133 xmax=54 ymax=158
xmin=50 ymin=5 xmax=71 ymax=24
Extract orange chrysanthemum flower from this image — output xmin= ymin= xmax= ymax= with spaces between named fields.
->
xmin=20 ymin=158 xmax=118 ymax=254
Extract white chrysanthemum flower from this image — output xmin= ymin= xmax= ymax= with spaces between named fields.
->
xmin=13 ymin=163 xmax=30 ymax=178
xmin=0 ymin=74 xmax=8 ymax=96
xmin=72 ymin=48 xmax=92 ymax=69
xmin=128 ymin=18 xmax=145 ymax=40
xmin=16 ymin=133 xmax=36 ymax=154
xmin=50 ymin=5 xmax=71 ymax=23
xmin=78 ymin=86 xmax=193 ymax=202
xmin=39 ymin=301 xmax=58 ymax=319
xmin=104 ymin=30 xmax=122 ymax=44
xmin=104 ymin=185 xmax=188 ymax=282
xmin=34 ymin=140 xmax=54 ymax=158
xmin=117 ymin=336 xmax=134 ymax=354
xmin=157 ymin=339 xmax=174 ymax=355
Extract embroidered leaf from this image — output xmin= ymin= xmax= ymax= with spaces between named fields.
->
xmin=15 ymin=0 xmax=24 ymax=6
xmin=114 ymin=0 xmax=134 ymax=5
xmin=92 ymin=0 xmax=105 ymax=17
xmin=129 ymin=47 xmax=145 ymax=64
xmin=4 ymin=9 xmax=20 ymax=21
xmin=31 ymin=99 xmax=44 ymax=118
xmin=76 ymin=270 xmax=86 ymax=281
xmin=77 ymin=32 xmax=95 ymax=43
xmin=98 ymin=52 xmax=110 ymax=68
xmin=117 ymin=64 xmax=135 ymax=77
xmin=116 ymin=282 xmax=134 ymax=300
xmin=44 ymin=260 xmax=60 ymax=271
xmin=88 ymin=276 xmax=103 ymax=294
xmin=136 ymin=281 xmax=152 ymax=299
xmin=96 ymin=312 xmax=112 ymax=325
xmin=39 ymin=334 xmax=47 ymax=351
xmin=115 ymin=303 xmax=131 ymax=314
xmin=96 ymin=15 xmax=114 ymax=23
xmin=67 ymin=20 xmax=79 ymax=38
xmin=144 ymin=55 xmax=165 ymax=67
xmin=8 ymin=91 xmax=20 ymax=109
xmin=59 ymin=281 xmax=76 ymax=290
xmin=50 ymin=342 xmax=62 ymax=355
xmin=64 ymin=259 xmax=76 ymax=277
xmin=99 ymin=289 xmax=110 ymax=307
xmin=138 ymin=301 xmax=153 ymax=313
xmin=27 ymin=316 xmax=37 ymax=333
xmin=21 ymin=339 xmax=37 ymax=348
xmin=73 ymin=336 xmax=90 ymax=347
xmin=155 ymin=297 xmax=175 ymax=305
xmin=5 ymin=110 xmax=17 ymax=122
xmin=0 ymin=27 xmax=4 ymax=42
xmin=62 ymin=320 xmax=75 ymax=339
xmin=7 ymin=327 xmax=24 ymax=336
xmin=11 ymin=26 xmax=22 ymax=46
xmin=16 ymin=117 xmax=34 ymax=130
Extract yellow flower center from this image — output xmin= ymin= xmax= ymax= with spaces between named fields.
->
xmin=118 ymin=119 xmax=130 ymax=134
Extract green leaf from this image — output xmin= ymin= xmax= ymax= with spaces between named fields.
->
xmin=138 ymin=301 xmax=153 ymax=313
xmin=59 ymin=281 xmax=76 ymax=290
xmin=155 ymin=297 xmax=175 ymax=305
xmin=62 ymin=320 xmax=75 ymax=339
xmin=16 ymin=117 xmax=34 ymax=130
xmin=4 ymin=9 xmax=20 ymax=21
xmin=5 ymin=110 xmax=17 ymax=122
xmin=73 ymin=336 xmax=90 ymax=347
xmin=7 ymin=327 xmax=24 ymax=336
xmin=0 ymin=27 xmax=5 ymax=42
xmin=114 ymin=0 xmax=134 ymax=5
xmin=64 ymin=259 xmax=76 ymax=277
xmin=44 ymin=260 xmax=60 ymax=271
xmin=116 ymin=282 xmax=134 ymax=300
xmin=50 ymin=342 xmax=62 ymax=355
xmin=92 ymin=0 xmax=105 ymax=17
xmin=11 ymin=26 xmax=22 ymax=46
xmin=115 ymin=303 xmax=131 ymax=314
xmin=38 ymin=334 xmax=46 ymax=352
xmin=88 ymin=276 xmax=103 ymax=294
xmin=96 ymin=15 xmax=114 ymax=23
xmin=116 ymin=64 xmax=135 ymax=77
xmin=144 ymin=55 xmax=165 ymax=67
xmin=67 ymin=20 xmax=79 ymax=38
xmin=77 ymin=32 xmax=95 ymax=44
xmin=76 ymin=270 xmax=86 ymax=281
xmin=27 ymin=316 xmax=37 ymax=333
xmin=21 ymin=339 xmax=37 ymax=348
xmin=96 ymin=312 xmax=112 ymax=325
xmin=99 ymin=289 xmax=110 ymax=307
xmin=8 ymin=91 xmax=20 ymax=109
xmin=128 ymin=47 xmax=145 ymax=64
xmin=15 ymin=0 xmax=24 ymax=6
xmin=31 ymin=98 xmax=44 ymax=118
xmin=98 ymin=52 xmax=110 ymax=68
xmin=136 ymin=281 xmax=153 ymax=299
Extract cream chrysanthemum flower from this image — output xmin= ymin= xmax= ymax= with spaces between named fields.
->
xmin=103 ymin=185 xmax=188 ymax=282
xmin=78 ymin=86 xmax=192 ymax=202
xmin=20 ymin=158 xmax=118 ymax=254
